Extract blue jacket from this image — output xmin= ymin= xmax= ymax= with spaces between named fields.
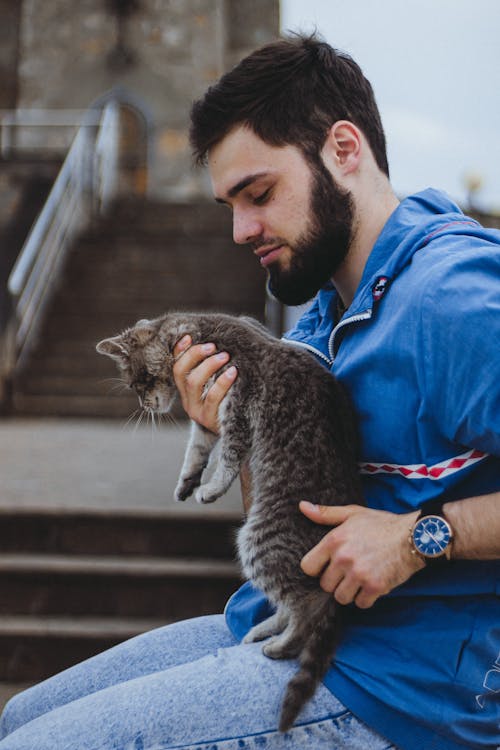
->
xmin=225 ymin=189 xmax=500 ymax=749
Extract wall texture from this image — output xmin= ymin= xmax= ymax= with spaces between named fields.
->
xmin=10 ymin=0 xmax=279 ymax=197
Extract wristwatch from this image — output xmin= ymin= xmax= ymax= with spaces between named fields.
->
xmin=409 ymin=498 xmax=454 ymax=564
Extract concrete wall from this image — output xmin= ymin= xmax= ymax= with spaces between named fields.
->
xmin=0 ymin=1 xmax=21 ymax=109
xmin=10 ymin=0 xmax=279 ymax=198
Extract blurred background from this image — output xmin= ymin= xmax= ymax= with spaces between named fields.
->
xmin=0 ymin=0 xmax=498 ymax=710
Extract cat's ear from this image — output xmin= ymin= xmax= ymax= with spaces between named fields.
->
xmin=131 ymin=320 xmax=156 ymax=346
xmin=96 ymin=336 xmax=129 ymax=362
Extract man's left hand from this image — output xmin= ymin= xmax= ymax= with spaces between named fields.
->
xmin=300 ymin=502 xmax=424 ymax=609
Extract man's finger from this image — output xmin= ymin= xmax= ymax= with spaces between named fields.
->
xmin=173 ymin=334 xmax=192 ymax=358
xmin=173 ymin=342 xmax=218 ymax=379
xmin=183 ymin=352 xmax=230 ymax=392
xmin=300 ymin=543 xmax=331 ymax=577
xmin=299 ymin=501 xmax=359 ymax=526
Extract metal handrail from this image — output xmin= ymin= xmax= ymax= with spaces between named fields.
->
xmin=1 ymin=99 xmax=121 ymax=378
xmin=0 ymin=108 xmax=100 ymax=159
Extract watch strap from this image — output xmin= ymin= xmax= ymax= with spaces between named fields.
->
xmin=417 ymin=497 xmax=447 ymax=519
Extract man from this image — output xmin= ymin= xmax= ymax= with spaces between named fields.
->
xmin=1 ymin=33 xmax=498 ymax=750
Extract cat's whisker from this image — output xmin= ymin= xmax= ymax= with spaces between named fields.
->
xmin=109 ymin=382 xmax=129 ymax=395
xmin=122 ymin=408 xmax=141 ymax=431
xmin=133 ymin=409 xmax=146 ymax=434
xmin=98 ymin=377 xmax=124 ymax=386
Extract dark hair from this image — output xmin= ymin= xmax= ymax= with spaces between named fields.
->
xmin=190 ymin=33 xmax=389 ymax=176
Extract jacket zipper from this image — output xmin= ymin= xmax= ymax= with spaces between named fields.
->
xmin=328 ymin=310 xmax=372 ymax=361
xmin=283 ymin=308 xmax=373 ymax=366
xmin=282 ymin=338 xmax=334 ymax=367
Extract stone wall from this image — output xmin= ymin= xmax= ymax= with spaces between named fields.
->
xmin=8 ymin=0 xmax=279 ymax=198
xmin=0 ymin=1 xmax=21 ymax=109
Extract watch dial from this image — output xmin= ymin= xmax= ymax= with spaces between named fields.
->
xmin=413 ymin=515 xmax=451 ymax=557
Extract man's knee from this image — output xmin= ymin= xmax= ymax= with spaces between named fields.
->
xmin=0 ymin=692 xmax=23 ymax=738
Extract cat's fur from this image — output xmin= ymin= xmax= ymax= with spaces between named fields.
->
xmin=96 ymin=312 xmax=363 ymax=732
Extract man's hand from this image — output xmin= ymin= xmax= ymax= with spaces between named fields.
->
xmin=299 ymin=502 xmax=424 ymax=609
xmin=172 ymin=335 xmax=237 ymax=433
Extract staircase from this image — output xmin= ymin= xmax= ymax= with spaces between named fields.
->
xmin=0 ymin=194 xmax=259 ymax=693
xmin=0 ymin=505 xmax=241 ymax=683
xmin=8 ymin=196 xmax=266 ymax=418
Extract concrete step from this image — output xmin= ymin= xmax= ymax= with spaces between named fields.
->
xmin=11 ymin=392 xmax=137 ymax=418
xmin=0 ymin=615 xmax=168 ymax=683
xmin=13 ymin=374 xmax=135 ymax=398
xmin=0 ymin=508 xmax=239 ymax=559
xmin=7 ymin=195 xmax=265 ymax=419
xmin=0 ymin=552 xmax=241 ymax=619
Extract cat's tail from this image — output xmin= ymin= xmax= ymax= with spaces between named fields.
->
xmin=279 ymin=597 xmax=340 ymax=733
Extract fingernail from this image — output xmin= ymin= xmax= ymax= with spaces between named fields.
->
xmin=225 ymin=366 xmax=237 ymax=379
xmin=216 ymin=351 xmax=229 ymax=361
xmin=202 ymin=343 xmax=216 ymax=354
xmin=300 ymin=501 xmax=317 ymax=511
xmin=178 ymin=335 xmax=191 ymax=350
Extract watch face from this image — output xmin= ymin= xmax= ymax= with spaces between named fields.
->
xmin=413 ymin=515 xmax=452 ymax=558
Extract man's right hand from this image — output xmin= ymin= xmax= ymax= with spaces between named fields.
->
xmin=172 ymin=335 xmax=237 ymax=434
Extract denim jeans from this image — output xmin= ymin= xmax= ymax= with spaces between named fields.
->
xmin=0 ymin=615 xmax=397 ymax=749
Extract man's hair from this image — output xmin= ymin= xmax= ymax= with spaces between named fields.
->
xmin=190 ymin=33 xmax=389 ymax=176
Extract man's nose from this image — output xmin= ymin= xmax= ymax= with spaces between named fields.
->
xmin=232 ymin=209 xmax=262 ymax=245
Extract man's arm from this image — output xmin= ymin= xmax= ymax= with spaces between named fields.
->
xmin=444 ymin=491 xmax=500 ymax=560
xmin=300 ymin=491 xmax=500 ymax=610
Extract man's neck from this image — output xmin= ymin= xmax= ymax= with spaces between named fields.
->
xmin=333 ymin=186 xmax=400 ymax=308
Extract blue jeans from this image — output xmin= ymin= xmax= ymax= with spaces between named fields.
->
xmin=0 ymin=615 xmax=397 ymax=749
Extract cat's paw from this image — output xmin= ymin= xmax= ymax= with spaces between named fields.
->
xmin=243 ymin=625 xmax=270 ymax=644
xmin=174 ymin=476 xmax=200 ymax=502
xmin=262 ymin=637 xmax=301 ymax=660
xmin=194 ymin=484 xmax=222 ymax=504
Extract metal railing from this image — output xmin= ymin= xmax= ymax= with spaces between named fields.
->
xmin=0 ymin=99 xmax=121 ymax=384
xmin=0 ymin=108 xmax=99 ymax=159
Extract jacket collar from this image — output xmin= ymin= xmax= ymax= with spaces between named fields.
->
xmin=283 ymin=189 xmax=480 ymax=362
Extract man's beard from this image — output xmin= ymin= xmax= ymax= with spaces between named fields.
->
xmin=267 ymin=160 xmax=354 ymax=306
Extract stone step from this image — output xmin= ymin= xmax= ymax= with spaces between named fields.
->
xmin=13 ymin=374 xmax=135 ymax=398
xmin=0 ymin=615 xmax=168 ymax=683
xmin=7 ymin=196 xmax=265 ymax=418
xmin=0 ymin=508 xmax=239 ymax=559
xmin=10 ymin=392 xmax=138 ymax=418
xmin=0 ymin=552 xmax=239 ymax=578
xmin=0 ymin=552 xmax=241 ymax=619
xmin=0 ymin=614 xmax=166 ymax=640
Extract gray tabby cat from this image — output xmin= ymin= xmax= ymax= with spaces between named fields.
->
xmin=96 ymin=311 xmax=363 ymax=732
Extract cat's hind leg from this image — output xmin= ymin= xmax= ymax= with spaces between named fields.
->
xmin=242 ymin=608 xmax=288 ymax=644
xmin=174 ymin=421 xmax=218 ymax=502
xmin=261 ymin=614 xmax=306 ymax=661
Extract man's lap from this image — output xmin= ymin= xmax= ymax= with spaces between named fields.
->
xmin=0 ymin=615 xmax=396 ymax=750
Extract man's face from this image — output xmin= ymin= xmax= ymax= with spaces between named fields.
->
xmin=209 ymin=126 xmax=354 ymax=305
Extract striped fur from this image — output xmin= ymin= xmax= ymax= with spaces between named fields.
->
xmin=97 ymin=312 xmax=363 ymax=732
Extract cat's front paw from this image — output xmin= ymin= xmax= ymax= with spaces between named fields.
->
xmin=174 ymin=475 xmax=201 ymax=502
xmin=194 ymin=484 xmax=222 ymax=504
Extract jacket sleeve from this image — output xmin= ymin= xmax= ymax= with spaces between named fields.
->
xmin=420 ymin=244 xmax=500 ymax=457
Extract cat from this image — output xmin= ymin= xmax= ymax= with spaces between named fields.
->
xmin=96 ymin=311 xmax=363 ymax=732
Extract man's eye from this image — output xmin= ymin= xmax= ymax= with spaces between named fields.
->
xmin=253 ymin=188 xmax=271 ymax=206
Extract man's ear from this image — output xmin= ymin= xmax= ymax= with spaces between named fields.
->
xmin=321 ymin=121 xmax=362 ymax=176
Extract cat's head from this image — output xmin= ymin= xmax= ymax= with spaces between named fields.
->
xmin=96 ymin=318 xmax=177 ymax=413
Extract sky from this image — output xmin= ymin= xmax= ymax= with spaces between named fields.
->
xmin=281 ymin=0 xmax=500 ymax=213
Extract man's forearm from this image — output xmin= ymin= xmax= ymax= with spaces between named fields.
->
xmin=444 ymin=491 xmax=500 ymax=560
